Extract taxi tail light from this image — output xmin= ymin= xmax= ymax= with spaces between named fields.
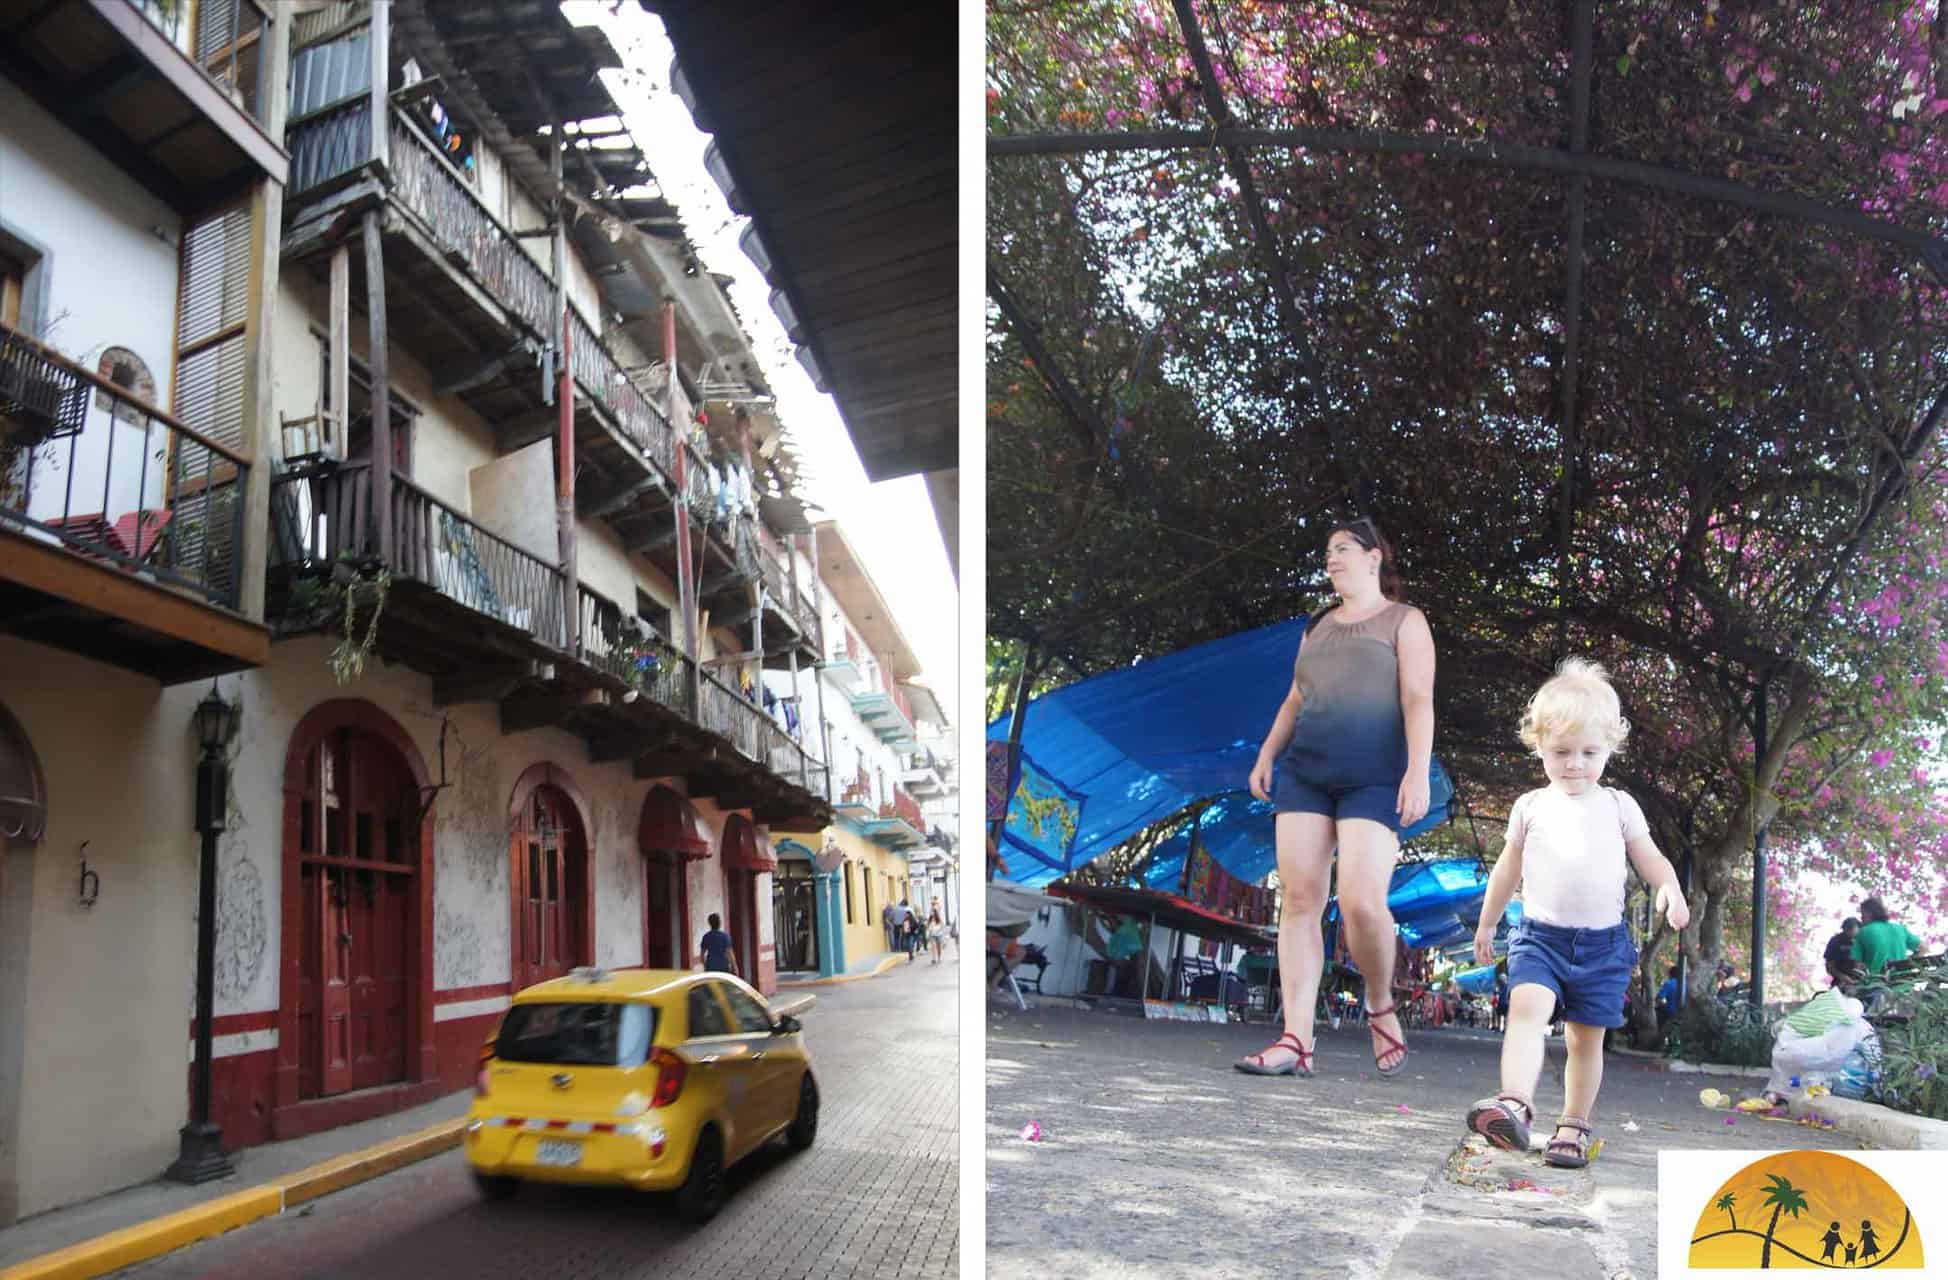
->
xmin=650 ymin=1048 xmax=686 ymax=1107
xmin=475 ymin=1042 xmax=494 ymax=1097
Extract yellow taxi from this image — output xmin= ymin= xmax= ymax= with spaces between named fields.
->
xmin=465 ymin=966 xmax=817 ymax=1223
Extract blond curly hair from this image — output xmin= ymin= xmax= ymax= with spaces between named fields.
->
xmin=1518 ymin=657 xmax=1631 ymax=752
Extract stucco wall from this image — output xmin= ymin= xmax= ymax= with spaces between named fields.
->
xmin=0 ymin=638 xmax=202 ymax=1221
xmin=0 ymin=75 xmax=182 ymax=527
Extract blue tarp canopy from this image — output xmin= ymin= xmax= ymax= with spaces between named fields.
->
xmin=990 ymin=617 xmax=1451 ymax=888
xmin=1451 ymin=964 xmax=1499 ymax=995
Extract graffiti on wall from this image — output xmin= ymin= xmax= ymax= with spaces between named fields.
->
xmin=214 ymin=845 xmax=268 ymax=1004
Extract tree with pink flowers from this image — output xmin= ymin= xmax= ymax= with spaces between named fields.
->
xmin=988 ymin=1 xmax=1948 ymax=1043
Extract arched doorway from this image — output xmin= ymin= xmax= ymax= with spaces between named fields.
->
xmin=771 ymin=841 xmax=818 ymax=975
xmin=280 ymin=701 xmax=429 ymax=1104
xmin=638 ymin=786 xmax=707 ymax=969
xmin=719 ymin=816 xmax=776 ymax=984
xmin=508 ymin=765 xmax=593 ymax=990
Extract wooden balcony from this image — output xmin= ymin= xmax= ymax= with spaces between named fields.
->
xmin=862 ymin=786 xmax=927 ymax=850
xmin=282 ymin=98 xmax=817 ymax=666
xmin=266 ymin=466 xmax=829 ymax=826
xmin=0 ymin=0 xmax=287 ymax=212
xmin=0 ymin=321 xmax=268 ymax=682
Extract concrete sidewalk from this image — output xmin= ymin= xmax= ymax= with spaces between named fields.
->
xmin=0 ymin=1091 xmax=472 ymax=1280
xmin=986 ymin=1002 xmax=1865 ymax=1280
xmin=779 ymin=941 xmax=956 ymax=986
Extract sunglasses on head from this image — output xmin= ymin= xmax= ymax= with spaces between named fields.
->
xmin=1332 ymin=516 xmax=1379 ymax=549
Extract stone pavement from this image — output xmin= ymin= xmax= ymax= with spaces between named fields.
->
xmin=986 ymin=1003 xmax=1858 ymax=1280
xmin=109 ymin=959 xmax=959 ymax=1280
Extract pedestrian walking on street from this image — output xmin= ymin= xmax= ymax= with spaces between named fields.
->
xmin=903 ymin=907 xmax=923 ymax=962
xmin=881 ymin=900 xmax=898 ymax=953
xmin=928 ymin=906 xmax=946 ymax=964
xmin=1464 ymin=659 xmax=1690 ymax=1169
xmin=700 ymin=913 xmax=738 ymax=976
xmin=1237 ymin=515 xmax=1436 ymax=1080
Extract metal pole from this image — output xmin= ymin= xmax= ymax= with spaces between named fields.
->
xmin=1140 ymin=910 xmax=1156 ymax=1004
xmin=1750 ymin=678 xmax=1769 ymax=1007
xmin=989 ymin=641 xmax=1040 ymax=879
xmin=169 ymin=751 xmax=233 ymax=1183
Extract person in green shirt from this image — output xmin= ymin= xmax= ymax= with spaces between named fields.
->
xmin=1851 ymin=896 xmax=1924 ymax=974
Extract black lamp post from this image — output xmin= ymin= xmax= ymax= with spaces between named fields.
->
xmin=168 ymin=684 xmax=238 ymax=1184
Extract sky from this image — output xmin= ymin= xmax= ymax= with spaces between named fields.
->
xmin=563 ymin=2 xmax=959 ymax=720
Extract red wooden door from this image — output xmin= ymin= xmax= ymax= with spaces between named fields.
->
xmin=645 ymin=859 xmax=683 ymax=969
xmin=295 ymin=728 xmax=415 ymax=1099
xmin=514 ymin=787 xmax=584 ymax=989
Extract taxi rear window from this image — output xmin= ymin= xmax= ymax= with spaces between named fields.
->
xmin=495 ymin=1002 xmax=654 ymax=1067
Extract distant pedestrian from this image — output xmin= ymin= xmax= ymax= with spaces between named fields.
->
xmin=928 ymin=907 xmax=946 ymax=964
xmin=895 ymin=898 xmax=916 ymax=958
xmin=1657 ymin=963 xmax=1684 ymax=1028
xmin=881 ymin=901 xmax=898 ymax=953
xmin=699 ymin=913 xmax=738 ymax=976
xmin=902 ymin=909 xmax=923 ymax=962
xmin=1464 ymin=659 xmax=1690 ymax=1170
xmin=1852 ymin=898 xmax=1923 ymax=975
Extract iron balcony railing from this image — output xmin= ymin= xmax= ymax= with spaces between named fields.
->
xmin=269 ymin=463 xmax=565 ymax=647
xmin=698 ymin=667 xmax=826 ymax=797
xmin=568 ymin=310 xmax=676 ymax=475
xmin=2 ymin=321 xmax=249 ymax=611
xmin=881 ymin=786 xmax=926 ymax=831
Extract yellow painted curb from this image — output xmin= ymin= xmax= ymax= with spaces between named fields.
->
xmin=0 ymin=1186 xmax=282 ymax=1280
xmin=0 ymin=1117 xmax=468 ymax=1280
xmin=277 ymin=1117 xmax=468 ymax=1207
xmin=777 ymin=952 xmax=906 ymax=987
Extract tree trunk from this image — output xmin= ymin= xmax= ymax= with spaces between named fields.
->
xmin=1762 ymin=1204 xmax=1782 ymax=1268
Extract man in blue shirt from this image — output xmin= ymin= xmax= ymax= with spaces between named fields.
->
xmin=699 ymin=913 xmax=738 ymax=976
xmin=1657 ymin=963 xmax=1684 ymax=1029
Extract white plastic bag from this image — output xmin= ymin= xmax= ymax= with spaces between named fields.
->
xmin=1766 ymin=995 xmax=1870 ymax=1095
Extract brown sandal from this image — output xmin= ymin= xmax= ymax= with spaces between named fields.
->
xmin=1465 ymin=1093 xmax=1533 ymax=1152
xmin=1543 ymin=1116 xmax=1594 ymax=1168
xmin=1235 ymin=1031 xmax=1314 ymax=1077
xmin=1365 ymin=1003 xmax=1409 ymax=1076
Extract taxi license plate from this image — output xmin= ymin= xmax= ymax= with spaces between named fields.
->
xmin=534 ymin=1139 xmax=581 ymax=1167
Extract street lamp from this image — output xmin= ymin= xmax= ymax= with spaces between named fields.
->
xmin=169 ymin=683 xmax=238 ymax=1183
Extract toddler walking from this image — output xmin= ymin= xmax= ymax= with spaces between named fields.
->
xmin=1465 ymin=659 xmax=1689 ymax=1167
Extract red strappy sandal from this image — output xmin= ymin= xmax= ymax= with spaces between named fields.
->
xmin=1365 ymin=1003 xmax=1409 ymax=1076
xmin=1543 ymin=1116 xmax=1595 ymax=1168
xmin=1234 ymin=1031 xmax=1314 ymax=1077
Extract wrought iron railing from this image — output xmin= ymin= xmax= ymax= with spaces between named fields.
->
xmin=881 ymin=786 xmax=926 ymax=831
xmin=388 ymin=110 xmax=555 ymax=340
xmin=2 ymin=321 xmax=249 ymax=610
xmin=578 ymin=584 xmax=690 ymax=722
xmin=390 ymin=475 xmax=565 ymax=646
xmin=568 ymin=311 xmax=676 ymax=475
xmin=698 ymin=667 xmax=825 ymax=795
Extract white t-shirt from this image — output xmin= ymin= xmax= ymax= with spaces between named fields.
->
xmin=1507 ymin=785 xmax=1649 ymax=929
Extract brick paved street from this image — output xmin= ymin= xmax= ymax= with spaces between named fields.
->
xmin=117 ymin=958 xmax=959 ymax=1280
xmin=987 ymin=1001 xmax=1857 ymax=1280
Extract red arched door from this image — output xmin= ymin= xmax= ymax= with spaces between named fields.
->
xmin=512 ymin=785 xmax=588 ymax=989
xmin=639 ymin=787 xmax=705 ymax=970
xmin=293 ymin=726 xmax=415 ymax=1098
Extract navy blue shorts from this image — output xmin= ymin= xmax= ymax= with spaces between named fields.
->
xmin=1271 ymin=775 xmax=1402 ymax=834
xmin=1505 ymin=919 xmax=1636 ymax=1028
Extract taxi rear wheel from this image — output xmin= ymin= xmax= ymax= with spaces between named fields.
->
xmin=786 ymin=1072 xmax=818 ymax=1151
xmin=675 ymin=1127 xmax=725 ymax=1225
xmin=471 ymin=1172 xmax=520 ymax=1201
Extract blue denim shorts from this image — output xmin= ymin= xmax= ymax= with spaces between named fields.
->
xmin=1505 ymin=919 xmax=1637 ymax=1028
xmin=1271 ymin=777 xmax=1402 ymax=834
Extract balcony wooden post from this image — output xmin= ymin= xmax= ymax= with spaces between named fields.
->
xmin=368 ymin=0 xmax=390 ymax=174
xmin=363 ymin=209 xmax=391 ymax=563
xmin=551 ymin=124 xmax=577 ymax=652
xmin=667 ymin=301 xmax=700 ymax=718
xmin=330 ymin=246 xmax=349 ymax=456
xmin=235 ymin=3 xmax=291 ymax=622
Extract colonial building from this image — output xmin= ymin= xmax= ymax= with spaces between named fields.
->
xmin=0 ymin=0 xmax=837 ymax=1222
xmin=768 ymin=521 xmax=943 ymax=979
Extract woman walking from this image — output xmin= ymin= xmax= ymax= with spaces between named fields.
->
xmin=1236 ymin=516 xmax=1436 ymax=1079
xmin=928 ymin=906 xmax=946 ymax=964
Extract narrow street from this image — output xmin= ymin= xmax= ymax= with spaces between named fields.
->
xmin=987 ymin=1001 xmax=1857 ymax=1280
xmin=117 ymin=958 xmax=959 ymax=1280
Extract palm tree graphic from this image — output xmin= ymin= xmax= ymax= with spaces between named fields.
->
xmin=1759 ymin=1174 xmax=1810 ymax=1269
xmin=1716 ymin=1193 xmax=1738 ymax=1233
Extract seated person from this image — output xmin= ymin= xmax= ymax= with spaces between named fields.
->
xmin=1852 ymin=897 xmax=1924 ymax=975
xmin=1825 ymin=918 xmax=1866 ymax=988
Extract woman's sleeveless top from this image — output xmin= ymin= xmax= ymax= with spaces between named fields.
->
xmin=1281 ymin=600 xmax=1413 ymax=787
